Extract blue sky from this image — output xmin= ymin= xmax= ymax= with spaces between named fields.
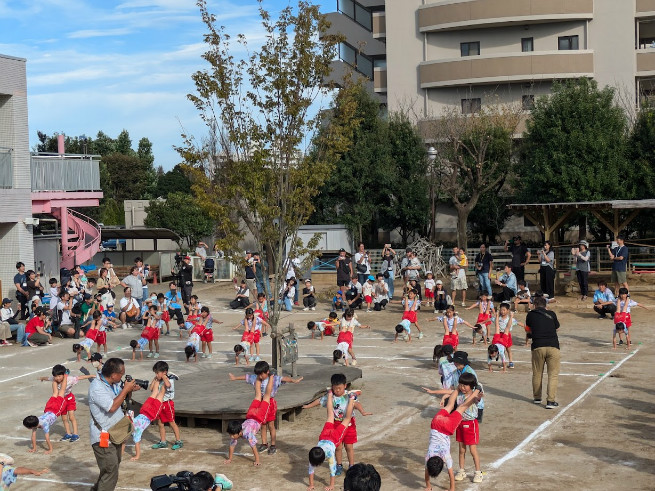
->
xmin=0 ymin=0 xmax=330 ymax=170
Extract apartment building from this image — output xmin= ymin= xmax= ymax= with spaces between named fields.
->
xmin=325 ymin=0 xmax=655 ymax=118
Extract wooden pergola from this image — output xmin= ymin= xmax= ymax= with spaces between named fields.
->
xmin=507 ymin=199 xmax=655 ymax=241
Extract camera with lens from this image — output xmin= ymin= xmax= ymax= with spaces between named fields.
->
xmin=123 ymin=375 xmax=149 ymax=390
xmin=150 ymin=471 xmax=217 ymax=491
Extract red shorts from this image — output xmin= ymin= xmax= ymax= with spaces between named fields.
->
xmin=614 ymin=312 xmax=632 ymax=328
xmin=187 ymin=314 xmax=200 ymax=324
xmin=147 ymin=326 xmax=160 ymax=340
xmin=424 ymin=289 xmax=435 ymax=299
xmin=241 ymin=331 xmax=255 ymax=344
xmin=85 ymin=329 xmax=99 ymax=342
xmin=402 ymin=311 xmax=418 ymax=324
xmin=201 ymin=329 xmax=214 ymax=342
xmin=431 ymin=409 xmax=462 ymax=436
xmin=63 ymin=393 xmax=77 ymax=413
xmin=246 ymin=399 xmax=270 ymax=424
xmin=318 ymin=421 xmax=348 ymax=447
xmin=254 ymin=309 xmax=268 ymax=321
xmin=160 ymin=311 xmax=170 ymax=322
xmin=442 ymin=332 xmax=459 ymax=348
xmin=264 ymin=397 xmax=277 ymax=424
xmin=364 ymin=295 xmax=372 ymax=304
xmin=158 ymin=400 xmax=176 ymax=423
xmin=44 ymin=396 xmax=66 ymax=417
xmin=334 ymin=418 xmax=357 ymax=445
xmin=337 ymin=331 xmax=353 ymax=349
xmin=497 ymin=332 xmax=512 ymax=348
xmin=324 ymin=324 xmax=334 ymax=336
xmin=455 ymin=418 xmax=479 ymax=446
xmin=96 ymin=331 xmax=107 ymax=346
xmin=252 ymin=330 xmax=261 ymax=344
xmin=140 ymin=397 xmax=163 ymax=421
xmin=475 ymin=313 xmax=492 ymax=326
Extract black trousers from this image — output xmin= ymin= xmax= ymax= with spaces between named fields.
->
xmin=168 ymin=308 xmax=185 ymax=326
xmin=539 ymin=266 xmax=555 ymax=298
xmin=493 ymin=287 xmax=515 ymax=303
xmin=303 ymin=296 xmax=316 ymax=308
xmin=576 ymin=270 xmax=589 ymax=296
xmin=513 ymin=266 xmax=525 ymax=283
xmin=594 ymin=304 xmax=617 ymax=318
xmin=181 ymin=285 xmax=193 ymax=314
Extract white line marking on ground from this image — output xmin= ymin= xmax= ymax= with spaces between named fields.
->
xmin=488 ymin=348 xmax=639 ymax=471
xmin=21 ymin=477 xmax=149 ymax=490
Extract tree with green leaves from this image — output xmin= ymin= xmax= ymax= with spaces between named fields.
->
xmin=154 ymin=164 xmax=192 ymax=198
xmin=426 ymin=103 xmax=521 ymax=247
xmin=179 ymin=0 xmax=355 ymax=367
xmin=516 ymin=79 xmax=630 ymax=203
xmin=144 ymin=193 xmax=214 ymax=248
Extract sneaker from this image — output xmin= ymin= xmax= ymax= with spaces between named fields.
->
xmin=152 ymin=441 xmax=168 ymax=449
xmin=201 ymin=353 xmax=207 ymax=358
xmin=454 ymin=469 xmax=467 ymax=481
xmin=24 ymin=340 xmax=36 ymax=347
xmin=122 ymin=323 xmax=128 ymax=329
xmin=303 ymin=307 xmax=309 ymax=311
xmin=69 ymin=434 xmax=80 ymax=443
xmin=268 ymin=445 xmax=277 ymax=455
xmin=165 ymin=332 xmax=170 ymax=336
xmin=147 ymin=352 xmax=154 ymax=358
xmin=61 ymin=434 xmax=72 ymax=441
xmin=473 ymin=471 xmax=483 ymax=483
xmin=533 ymin=399 xmax=542 ymax=404
xmin=171 ymin=440 xmax=183 ymax=450
xmin=310 ymin=307 xmax=315 ymax=311
xmin=257 ymin=443 xmax=269 ymax=452
xmin=335 ymin=464 xmax=344 ymax=476
xmin=508 ymin=362 xmax=514 ymax=369
xmin=619 ymin=339 xmax=624 ymax=345
xmin=366 ymin=309 xmax=371 ymax=313
xmin=79 ymin=366 xmax=90 ymax=376
xmin=214 ymin=474 xmax=233 ymax=490
xmin=546 ymin=401 xmax=559 ymax=409
xmin=461 ymin=302 xmax=466 ymax=307
xmin=205 ymin=354 xmax=212 ymax=359
xmin=351 ymin=359 xmax=357 ymax=366
xmin=418 ymin=332 xmax=424 ymax=339
xmin=153 ymin=352 xmax=160 ymax=359
xmin=597 ymin=315 xmax=606 ymax=319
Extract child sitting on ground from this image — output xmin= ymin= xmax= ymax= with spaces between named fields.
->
xmin=149 ymin=361 xmax=183 ymax=451
xmin=225 ymin=373 xmax=276 ymax=466
xmin=233 ymin=341 xmax=251 ymax=366
xmin=514 ymin=280 xmax=531 ymax=312
xmin=307 ymin=388 xmax=357 ymax=490
xmin=23 ymin=374 xmax=68 ymax=453
xmin=332 ymin=290 xmax=345 ymax=312
xmin=128 ymin=381 xmax=166 ymax=460
xmin=37 ymin=365 xmax=94 ymax=443
xmin=433 ymin=280 xmax=451 ymax=314
xmin=424 ymin=384 xmax=481 ymax=491
xmin=303 ymin=373 xmax=372 ymax=476
xmin=229 ymin=361 xmax=303 ymax=454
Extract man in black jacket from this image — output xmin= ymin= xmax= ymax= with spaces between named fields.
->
xmin=525 ymin=296 xmax=560 ymax=409
xmin=179 ymin=256 xmax=193 ymax=314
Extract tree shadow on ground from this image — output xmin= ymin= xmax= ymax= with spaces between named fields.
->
xmin=603 ymin=395 xmax=653 ymax=415
xmin=558 ymin=333 xmax=609 ymax=348
xmin=563 ymin=440 xmax=655 ymax=475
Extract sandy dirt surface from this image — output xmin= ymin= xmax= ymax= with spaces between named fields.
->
xmin=1 ymin=281 xmax=654 ymax=490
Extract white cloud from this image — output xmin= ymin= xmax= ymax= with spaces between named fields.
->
xmin=68 ymin=28 xmax=133 ymax=39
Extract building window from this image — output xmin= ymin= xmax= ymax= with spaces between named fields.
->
xmin=338 ymin=0 xmax=372 ymax=31
xmin=558 ymin=35 xmax=579 ymax=50
xmin=461 ymin=98 xmax=481 ymax=114
xmin=521 ymin=37 xmax=534 ymax=52
xmin=522 ymin=95 xmax=535 ymax=110
xmin=460 ymin=42 xmax=480 ymax=57
xmin=339 ymin=42 xmax=373 ymax=80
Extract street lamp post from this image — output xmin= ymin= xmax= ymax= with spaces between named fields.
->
xmin=427 ymin=146 xmax=438 ymax=242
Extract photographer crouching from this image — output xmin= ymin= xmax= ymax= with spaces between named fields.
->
xmin=151 ymin=470 xmax=233 ymax=490
xmin=88 ymin=358 xmax=141 ymax=491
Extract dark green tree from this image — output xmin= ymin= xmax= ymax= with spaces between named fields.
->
xmin=144 ymin=193 xmax=214 ymax=248
xmin=516 ymin=79 xmax=630 ymax=203
xmin=154 ymin=164 xmax=192 ymax=198
xmin=115 ymin=129 xmax=134 ymax=156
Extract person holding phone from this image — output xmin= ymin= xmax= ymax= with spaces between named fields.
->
xmin=608 ymin=235 xmax=629 ymax=295
xmin=381 ymin=244 xmax=396 ymax=300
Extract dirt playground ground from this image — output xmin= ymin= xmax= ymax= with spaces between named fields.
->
xmin=1 ymin=281 xmax=654 ymax=490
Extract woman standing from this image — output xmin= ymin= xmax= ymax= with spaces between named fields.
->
xmin=354 ymin=242 xmax=371 ymax=286
xmin=573 ymin=240 xmax=591 ymax=300
xmin=381 ymin=244 xmax=396 ymax=300
xmin=537 ymin=241 xmax=555 ymax=299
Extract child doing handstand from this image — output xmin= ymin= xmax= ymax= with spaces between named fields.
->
xmin=493 ymin=302 xmax=524 ymax=368
xmin=466 ymin=292 xmax=494 ymax=345
xmin=402 ymin=289 xmax=424 ymax=338
xmin=613 ymin=287 xmax=650 ymax=349
xmin=23 ymin=374 xmax=68 ymax=454
xmin=130 ymin=324 xmax=151 ymax=361
xmin=184 ymin=329 xmax=202 ymax=363
xmin=394 ymin=319 xmax=413 ymax=343
xmin=234 ymin=308 xmax=270 ymax=362
xmin=128 ymin=380 xmax=166 ymax=460
xmin=150 ymin=361 xmax=183 ymax=451
xmin=226 ymin=373 xmax=275 ymax=466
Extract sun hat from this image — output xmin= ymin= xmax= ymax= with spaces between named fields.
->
xmin=579 ymin=240 xmax=589 ymax=248
xmin=367 ymin=275 xmax=375 ymax=281
xmin=435 ymin=279 xmax=443 ymax=285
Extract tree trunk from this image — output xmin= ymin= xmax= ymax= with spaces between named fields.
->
xmin=456 ymin=206 xmax=471 ymax=249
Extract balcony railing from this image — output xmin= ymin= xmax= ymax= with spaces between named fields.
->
xmin=31 ymin=153 xmax=101 ymax=192
xmin=0 ymin=147 xmax=11 ymax=188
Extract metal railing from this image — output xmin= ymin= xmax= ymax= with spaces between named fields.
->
xmin=31 ymin=153 xmax=101 ymax=192
xmin=0 ymin=147 xmax=12 ymax=188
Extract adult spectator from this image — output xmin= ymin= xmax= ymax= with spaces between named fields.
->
xmin=252 ymin=252 xmax=270 ymax=297
xmin=165 ymin=282 xmax=185 ymax=328
xmin=608 ymin=234 xmax=629 ymax=295
xmin=284 ymin=256 xmax=301 ymax=305
xmin=121 ymin=266 xmax=145 ymax=304
xmin=96 ymin=268 xmax=110 ymax=293
xmin=344 ymin=463 xmax=381 ymax=491
xmin=474 ymin=243 xmax=494 ymax=296
xmin=134 ymin=257 xmax=149 ymax=304
xmin=573 ymin=241 xmax=591 ymax=301
xmin=346 ymin=276 xmax=363 ymax=310
xmin=179 ymin=255 xmax=194 ymax=313
xmin=504 ymin=236 xmax=531 ymax=283
xmin=88 ymin=358 xmax=140 ymax=491
xmin=526 ymin=296 xmax=560 ymax=408
xmin=119 ymin=287 xmax=140 ymax=329
xmin=335 ymin=248 xmax=353 ymax=289
xmin=537 ymin=241 xmax=556 ymax=299
xmin=1 ymin=298 xmax=28 ymax=346
xmin=354 ymin=242 xmax=371 ymax=286
xmin=401 ymin=249 xmax=422 ymax=288
xmin=80 ymin=293 xmax=99 ymax=334
xmin=244 ymin=251 xmax=257 ymax=302
xmin=101 ymin=257 xmax=120 ymax=291
xmin=13 ymin=262 xmax=28 ymax=320
xmin=24 ymin=307 xmax=52 ymax=345
xmin=230 ymin=281 xmax=251 ymax=310
xmin=493 ymin=263 xmax=517 ymax=302
xmin=195 ymin=241 xmax=209 ymax=261
xmin=56 ymin=291 xmax=77 ymax=337
xmin=380 ymin=244 xmax=396 ymax=300
xmin=25 ymin=270 xmax=43 ymax=308
xmin=593 ymin=280 xmax=616 ymax=319
xmin=449 ymin=247 xmax=468 ymax=307
xmin=373 ymin=273 xmax=389 ymax=311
